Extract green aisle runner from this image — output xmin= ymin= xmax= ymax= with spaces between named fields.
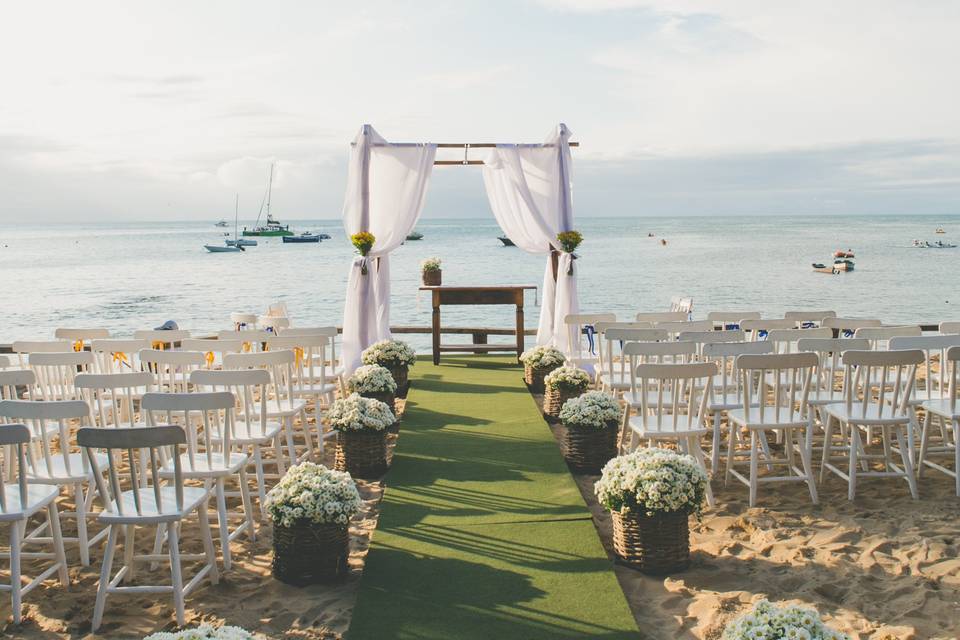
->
xmin=347 ymin=356 xmax=638 ymax=639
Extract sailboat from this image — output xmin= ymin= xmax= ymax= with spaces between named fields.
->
xmin=205 ymin=195 xmax=245 ymax=253
xmin=242 ymin=164 xmax=293 ymax=237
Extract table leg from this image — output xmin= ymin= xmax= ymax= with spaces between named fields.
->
xmin=432 ymin=302 xmax=441 ymax=365
xmin=516 ymin=302 xmax=524 ymax=362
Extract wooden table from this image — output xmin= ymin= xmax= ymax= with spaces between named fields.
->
xmin=420 ymin=285 xmax=537 ymax=365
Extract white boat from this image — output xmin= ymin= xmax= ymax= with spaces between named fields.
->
xmin=913 ymin=239 xmax=957 ymax=249
xmin=206 ymin=194 xmax=248 ymax=253
xmin=936 ymin=226 xmax=946 ymax=234
xmin=215 ymin=220 xmax=228 ymax=227
xmin=226 ymin=238 xmax=258 ymax=247
xmin=205 ymin=244 xmax=243 ymax=253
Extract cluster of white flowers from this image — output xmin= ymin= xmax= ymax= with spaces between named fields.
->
xmin=595 ymin=448 xmax=707 ymax=517
xmin=347 ymin=364 xmax=397 ymax=395
xmin=559 ymin=391 xmax=622 ymax=429
xmin=519 ymin=345 xmax=565 ymax=370
xmin=420 ymin=257 xmax=442 ymax=272
xmin=361 ymin=339 xmax=417 ymax=367
xmin=145 ymin=624 xmax=260 ymax=640
xmin=327 ymin=393 xmax=396 ymax=432
xmin=544 ymin=365 xmax=591 ymax=392
xmin=722 ymin=600 xmax=850 ymax=640
xmin=264 ymin=462 xmax=362 ymax=528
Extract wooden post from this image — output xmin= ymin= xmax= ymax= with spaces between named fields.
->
xmin=515 ymin=289 xmax=525 ymax=362
xmin=431 ymin=289 xmax=441 ymax=365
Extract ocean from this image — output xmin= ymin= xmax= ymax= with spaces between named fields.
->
xmin=3 ymin=215 xmax=958 ymax=350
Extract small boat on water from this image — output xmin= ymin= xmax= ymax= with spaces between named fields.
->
xmin=242 ymin=164 xmax=294 ymax=237
xmin=498 ymin=235 xmax=515 ymax=247
xmin=318 ymin=233 xmax=331 ymax=240
xmin=406 ymin=231 xmax=423 ymax=241
xmin=913 ymin=239 xmax=957 ymax=249
xmin=282 ymin=232 xmax=320 ymax=244
xmin=205 ymin=244 xmax=243 ymax=253
xmin=226 ymin=238 xmax=257 ymax=247
xmin=813 ymin=258 xmax=854 ymax=274
xmin=834 ymin=249 xmax=855 ymax=259
xmin=206 ymin=194 xmax=247 ymax=253
xmin=215 ymin=220 xmax=228 ymax=227
xmin=936 ymin=226 xmax=946 ymax=234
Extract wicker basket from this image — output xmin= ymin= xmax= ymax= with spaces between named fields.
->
xmin=272 ymin=521 xmax=349 ymax=585
xmin=524 ymin=363 xmax=560 ymax=393
xmin=543 ymin=386 xmax=586 ymax=421
xmin=560 ymin=422 xmax=618 ymax=473
xmin=334 ymin=430 xmax=388 ymax=478
xmin=422 ymin=270 xmax=442 ymax=286
xmin=611 ymin=509 xmax=691 ymax=575
xmin=385 ymin=363 xmax=410 ymax=398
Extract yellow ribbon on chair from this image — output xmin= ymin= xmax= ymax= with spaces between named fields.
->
xmin=112 ymin=352 xmax=130 ymax=369
xmin=152 ymin=340 xmax=165 ymax=351
xmin=205 ymin=351 xmax=216 ymax=367
xmin=293 ymin=346 xmax=304 ymax=367
xmin=73 ymin=340 xmax=84 ymax=352
xmin=242 ymin=341 xmax=252 ymax=353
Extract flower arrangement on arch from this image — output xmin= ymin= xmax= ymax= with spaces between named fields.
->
xmin=347 ymin=364 xmax=397 ymax=395
xmin=559 ymin=391 xmax=622 ymax=429
xmin=595 ymin=448 xmax=707 ymax=518
xmin=361 ymin=339 xmax=416 ymax=368
xmin=722 ymin=600 xmax=850 ymax=640
xmin=557 ymin=230 xmax=583 ymax=253
xmin=327 ymin=393 xmax=396 ymax=432
xmin=519 ymin=345 xmax=565 ymax=370
xmin=420 ymin=257 xmax=441 ymax=273
xmin=544 ymin=366 xmax=591 ymax=393
xmin=351 ymin=231 xmax=375 ymax=274
xmin=144 ymin=623 xmax=262 ymax=639
xmin=264 ymin=462 xmax=362 ymax=529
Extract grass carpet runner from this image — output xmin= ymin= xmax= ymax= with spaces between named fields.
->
xmin=347 ymin=356 xmax=638 ymax=639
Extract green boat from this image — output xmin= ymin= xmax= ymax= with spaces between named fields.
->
xmin=242 ymin=163 xmax=295 ymax=237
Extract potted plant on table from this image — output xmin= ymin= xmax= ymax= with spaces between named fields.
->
xmin=265 ymin=462 xmax=361 ymax=586
xmin=722 ymin=600 xmax=850 ymax=640
xmin=361 ymin=339 xmax=416 ymax=398
xmin=347 ymin=364 xmax=399 ymax=431
xmin=595 ymin=448 xmax=707 ymax=575
xmin=519 ymin=345 xmax=565 ymax=392
xmin=420 ymin=257 xmax=442 ymax=286
xmin=330 ymin=393 xmax=395 ymax=477
xmin=558 ymin=391 xmax=623 ymax=472
xmin=543 ymin=365 xmax=591 ymax=420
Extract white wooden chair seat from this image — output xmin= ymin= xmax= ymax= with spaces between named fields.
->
xmin=219 ymin=421 xmax=284 ymax=444
xmin=598 ymin=371 xmax=630 ymax=390
xmin=258 ymin=401 xmax=307 ymax=419
xmin=922 ymin=398 xmax=960 ymax=419
xmin=627 ymin=416 xmax=707 ymax=438
xmin=161 ymin=452 xmax=249 ymax=478
xmin=294 ymin=383 xmax=337 ymax=399
xmin=708 ymin=391 xmax=759 ymax=411
xmin=727 ymin=407 xmax=809 ymax=430
xmin=823 ymin=402 xmax=918 ymax=426
xmin=0 ymin=484 xmax=60 ymax=522
xmin=623 ymin=390 xmax=688 ymax=408
xmin=27 ymin=451 xmax=109 ymax=483
xmin=99 ymin=486 xmax=210 ymax=525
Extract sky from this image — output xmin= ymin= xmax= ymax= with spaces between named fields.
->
xmin=1 ymin=0 xmax=959 ymax=222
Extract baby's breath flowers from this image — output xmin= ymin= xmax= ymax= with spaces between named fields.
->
xmin=347 ymin=364 xmax=397 ymax=395
xmin=328 ymin=393 xmax=395 ymax=432
xmin=559 ymin=391 xmax=622 ymax=429
xmin=519 ymin=345 xmax=565 ymax=370
xmin=264 ymin=462 xmax=362 ymax=529
xmin=722 ymin=599 xmax=850 ymax=640
xmin=595 ymin=448 xmax=707 ymax=518
xmin=544 ymin=366 xmax=591 ymax=393
xmin=361 ymin=339 xmax=416 ymax=368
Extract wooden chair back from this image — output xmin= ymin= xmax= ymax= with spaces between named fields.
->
xmin=735 ymin=353 xmax=817 ymax=424
xmin=629 ymin=363 xmax=715 ymax=433
xmin=190 ymin=369 xmax=270 ymax=441
xmin=0 ymin=399 xmax=91 ymax=480
xmin=139 ymin=349 xmax=205 ymax=393
xmin=706 ymin=311 xmax=761 ymax=331
xmin=28 ymin=351 xmax=94 ymax=400
xmin=840 ymin=350 xmax=922 ymax=420
xmin=0 ymin=424 xmax=31 ymax=516
xmin=75 ymin=372 xmax=155 ymax=429
xmin=142 ymin=392 xmax=236 ymax=468
xmin=889 ymin=335 xmax=960 ymax=401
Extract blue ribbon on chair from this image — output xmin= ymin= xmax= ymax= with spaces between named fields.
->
xmin=801 ymin=321 xmax=816 ymax=329
xmin=582 ymin=325 xmax=597 ymax=355
xmin=758 ymin=330 xmax=769 ymax=340
xmin=725 ymin=323 xmax=740 ymax=330
xmin=842 ymin=329 xmax=854 ymax=338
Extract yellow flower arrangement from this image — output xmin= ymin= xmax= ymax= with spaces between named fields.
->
xmin=557 ymin=230 xmax=583 ymax=253
xmin=351 ymin=231 xmax=376 ymax=274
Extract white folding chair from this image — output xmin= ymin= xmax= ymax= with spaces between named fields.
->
xmin=598 ymin=328 xmax=669 ymax=394
xmin=783 ymin=310 xmax=836 ymax=328
xmin=0 ymin=369 xmax=33 ymax=403
xmin=853 ymin=326 xmax=922 ymax=351
xmin=0 ymin=423 xmax=69 ymax=625
xmin=90 ymin=339 xmax=150 ymax=374
xmin=740 ymin=319 xmax=797 ymax=342
xmin=11 ymin=341 xmax=73 ymax=368
xmin=669 ymin=296 xmax=694 ymax=316
xmin=182 ymin=339 xmax=244 ymax=370
xmin=623 ymin=362 xmax=716 ymax=506
xmin=706 ymin=311 xmax=761 ymax=331
xmin=726 ymin=353 xmax=819 ymax=507
xmin=821 ymin=350 xmax=921 ymax=500
xmin=634 ymin=311 xmax=687 ymax=323
xmin=0 ymin=399 xmax=109 ymax=566
xmin=917 ymin=346 xmax=960 ymax=495
xmin=28 ymin=351 xmax=95 ymax=400
xmin=133 ymin=330 xmax=191 ymax=350
xmin=140 ymin=349 xmax=205 ymax=393
xmin=76 ymin=372 xmax=155 ymax=430
xmin=563 ymin=313 xmax=616 ymax=371
xmin=141 ymin=392 xmax=254 ymax=571
xmin=78 ymin=425 xmax=218 ymax=630
xmin=700 ymin=341 xmax=775 ymax=472
xmin=191 ymin=369 xmax=286 ymax=519
xmin=939 ymin=321 xmax=960 ymax=335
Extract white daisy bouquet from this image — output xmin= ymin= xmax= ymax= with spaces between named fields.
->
xmin=559 ymin=391 xmax=622 ymax=429
xmin=595 ymin=448 xmax=707 ymax=518
xmin=328 ymin=393 xmax=395 ymax=432
xmin=722 ymin=600 xmax=850 ymax=640
xmin=347 ymin=364 xmax=397 ymax=395
xmin=361 ymin=339 xmax=416 ymax=368
xmin=420 ymin=257 xmax=441 ymax=273
xmin=264 ymin=462 xmax=362 ymax=528
xmin=544 ymin=366 xmax=591 ymax=392
xmin=144 ymin=623 xmax=261 ymax=639
xmin=519 ymin=345 xmax=565 ymax=370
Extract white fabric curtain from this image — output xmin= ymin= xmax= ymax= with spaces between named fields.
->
xmin=341 ymin=125 xmax=437 ymax=374
xmin=482 ymin=123 xmax=580 ymax=355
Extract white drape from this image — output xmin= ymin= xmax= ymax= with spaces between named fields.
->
xmin=482 ymin=123 xmax=580 ymax=355
xmin=341 ymin=125 xmax=437 ymax=374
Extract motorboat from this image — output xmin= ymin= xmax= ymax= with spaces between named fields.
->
xmin=205 ymin=244 xmax=243 ymax=253
xmin=833 ymin=249 xmax=855 ymax=259
xmin=936 ymin=226 xmax=946 ymax=234
xmin=405 ymin=231 xmax=424 ymax=241
xmin=215 ymin=220 xmax=228 ymax=227
xmin=282 ymin=232 xmax=320 ymax=243
xmin=498 ymin=235 xmax=515 ymax=246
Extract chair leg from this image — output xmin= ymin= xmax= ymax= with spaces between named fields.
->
xmin=123 ymin=524 xmax=136 ymax=583
xmin=238 ymin=467 xmax=256 ymax=542
xmin=75 ymin=482 xmax=90 ymax=566
xmin=725 ymin=424 xmax=737 ymax=487
xmin=47 ymin=502 xmax=69 ymax=586
xmin=820 ymin=414 xmax=834 ymax=482
xmin=273 ymin=435 xmax=286 ymax=476
xmin=215 ymin=479 xmax=232 ymax=571
xmin=283 ymin=417 xmax=297 ymax=465
xmin=167 ymin=521 xmax=185 ymax=627
xmin=198 ymin=501 xmax=220 ymax=586
xmin=689 ymin=436 xmax=714 ymax=507
xmin=252 ymin=445 xmax=268 ymax=520
xmin=918 ymin=412 xmax=931 ymax=478
xmin=894 ymin=425 xmax=919 ymax=499
xmin=10 ymin=521 xmax=22 ymax=625
xmin=954 ymin=420 xmax=960 ymax=497
xmin=797 ymin=427 xmax=819 ymax=504
xmin=92 ymin=525 xmax=118 ymax=632
xmin=847 ymin=424 xmax=860 ymax=500
xmin=150 ymin=523 xmax=166 ymax=571
xmin=749 ymin=431 xmax=759 ymax=507
xmin=710 ymin=412 xmax=721 ymax=474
